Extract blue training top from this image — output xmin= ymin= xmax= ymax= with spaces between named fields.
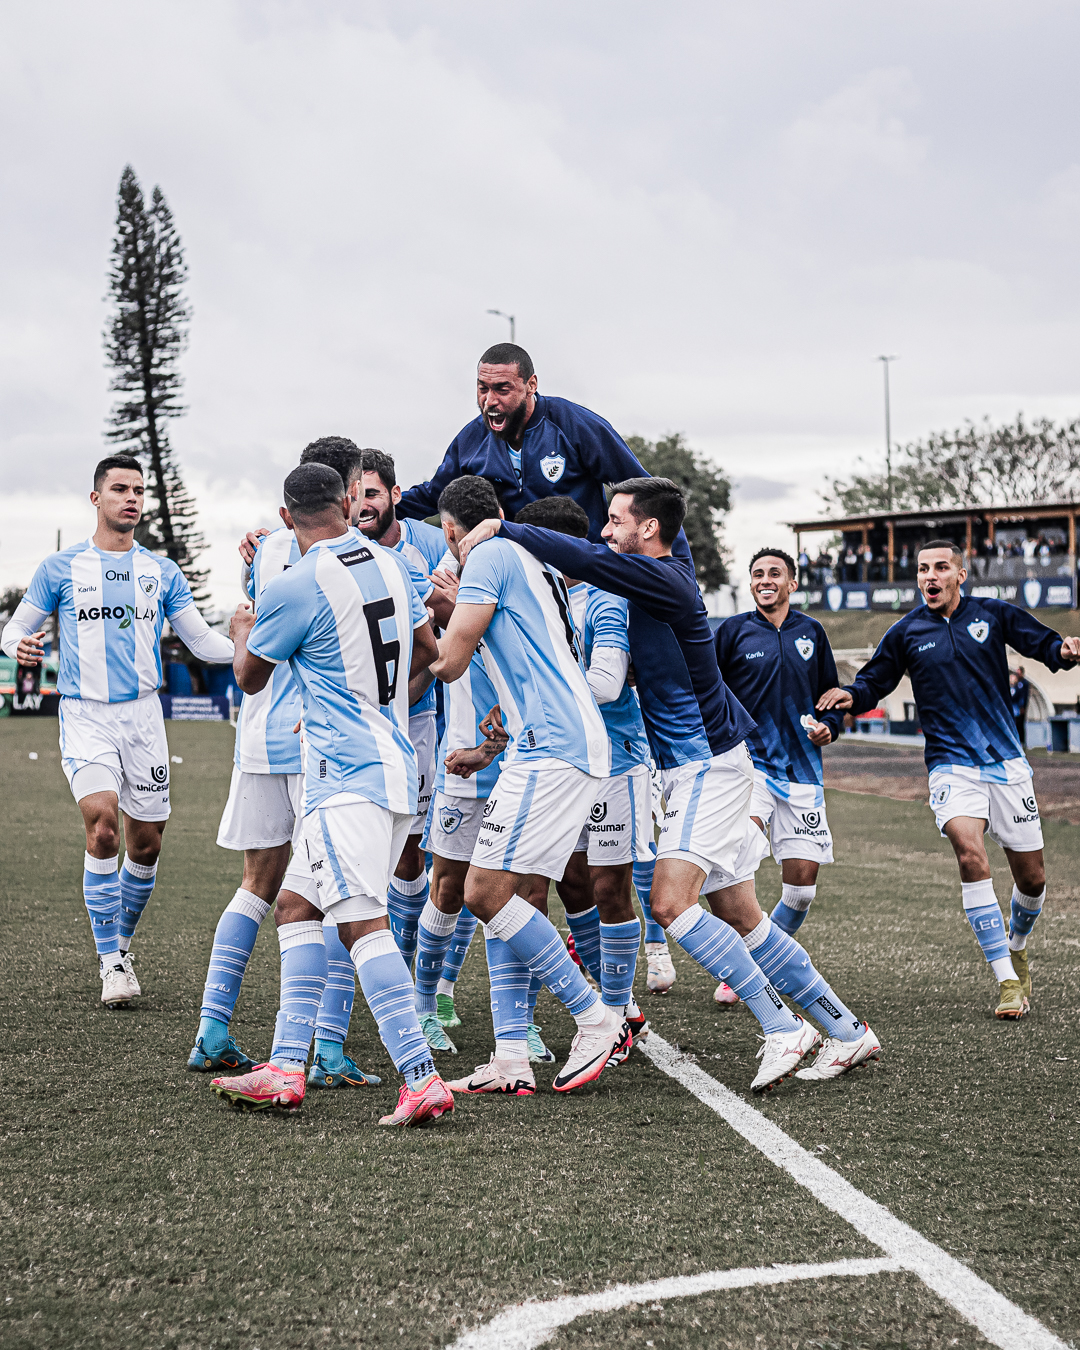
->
xmin=499 ymin=522 xmax=755 ymax=770
xmin=845 ymin=595 xmax=1074 ymax=775
xmin=714 ymin=609 xmax=845 ymax=787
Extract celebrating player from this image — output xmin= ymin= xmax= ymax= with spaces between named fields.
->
xmin=818 ymin=540 xmax=1080 ymax=1019
xmin=210 ymin=463 xmax=452 ymax=1124
xmin=423 ymin=475 xmax=631 ymax=1096
xmin=457 ymin=478 xmax=879 ymax=1092
xmin=712 ymin=549 xmax=846 ymax=984
xmin=1 ymin=455 xmax=234 ymax=1008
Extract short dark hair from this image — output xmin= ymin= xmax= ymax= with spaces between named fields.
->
xmin=607 ymin=476 xmax=686 ymax=546
xmin=283 ymin=463 xmax=346 ymax=523
xmin=300 ymin=436 xmax=364 ymax=489
xmin=360 ymin=447 xmax=397 ymax=492
xmin=438 ymin=475 xmax=502 ymax=531
xmin=515 ymin=496 xmax=590 ymax=538
xmin=94 ymin=454 xmax=143 ymax=491
xmin=479 ymin=343 xmax=535 ymax=382
xmin=919 ymin=539 xmax=963 ymax=561
xmin=749 ymin=547 xmax=797 ymax=579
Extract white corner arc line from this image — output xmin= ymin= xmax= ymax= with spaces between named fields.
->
xmin=451 ymin=1258 xmax=901 ymax=1350
xmin=638 ymin=1033 xmax=1068 ymax=1350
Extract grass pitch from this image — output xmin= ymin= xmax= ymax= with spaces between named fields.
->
xmin=1 ymin=718 xmax=1078 ymax=1350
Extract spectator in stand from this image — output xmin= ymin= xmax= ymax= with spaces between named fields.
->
xmin=1038 ymin=538 xmax=1051 ymax=566
xmin=815 ymin=549 xmax=832 ymax=585
xmin=1023 ymin=536 xmax=1038 ymax=564
xmin=897 ymin=544 xmax=910 ymax=579
xmin=1010 ymin=667 xmax=1031 ymax=748
xmin=798 ymin=548 xmax=811 ymax=587
xmin=843 ymin=545 xmax=858 ymax=582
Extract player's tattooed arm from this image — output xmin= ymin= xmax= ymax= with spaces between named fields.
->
xmin=229 ymin=605 xmax=275 ymax=694
xmin=445 ymin=705 xmax=508 ymax=778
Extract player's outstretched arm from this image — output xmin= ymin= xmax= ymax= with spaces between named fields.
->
xmin=821 ymin=628 xmax=906 ymax=717
xmin=169 ymin=606 xmax=235 ymax=664
xmin=430 ymin=602 xmax=497 ymax=684
xmin=996 ymin=600 xmax=1080 ymax=669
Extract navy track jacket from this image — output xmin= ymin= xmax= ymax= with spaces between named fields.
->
xmin=498 ymin=522 xmax=755 ymax=770
xmin=845 ymin=596 xmax=1074 ymax=772
xmin=714 ymin=610 xmax=845 ymax=786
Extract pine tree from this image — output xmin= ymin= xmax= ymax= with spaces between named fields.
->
xmin=104 ymin=166 xmax=208 ymax=605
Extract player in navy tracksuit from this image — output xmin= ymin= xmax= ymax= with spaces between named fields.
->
xmin=713 ymin=549 xmax=847 ymax=1011
xmin=458 ymin=479 xmax=879 ymax=1092
xmin=819 ymin=539 xmax=1080 ymax=1019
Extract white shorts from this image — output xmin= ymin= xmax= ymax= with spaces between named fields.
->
xmin=928 ymin=766 xmax=1044 ymax=852
xmin=423 ymin=790 xmax=488 ymax=863
xmin=407 ymin=709 xmax=437 ymax=836
xmin=58 ymin=694 xmax=172 ymax=821
xmin=281 ymin=793 xmax=412 ymax=922
xmin=573 ymin=763 xmax=654 ymax=866
xmin=470 ymin=757 xmax=604 ymax=880
xmin=749 ymin=770 xmax=834 ymax=865
xmin=216 ymin=767 xmax=304 ymax=851
xmin=658 ymin=742 xmax=764 ymax=886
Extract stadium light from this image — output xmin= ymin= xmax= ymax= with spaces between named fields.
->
xmin=877 ymin=355 xmax=898 ymax=511
xmin=487 ymin=309 xmax=515 ymax=343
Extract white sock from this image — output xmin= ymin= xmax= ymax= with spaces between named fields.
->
xmin=991 ymin=956 xmax=1018 ymax=982
xmin=780 ymin=883 xmax=816 ymax=912
xmin=392 ymin=872 xmax=427 ymax=896
xmin=436 ymin=978 xmax=456 ymax=998
xmin=495 ymin=1039 xmax=529 ymax=1061
xmin=574 ymin=999 xmax=607 ymax=1028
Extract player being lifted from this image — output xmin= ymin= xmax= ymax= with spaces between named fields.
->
xmin=422 ymin=475 xmax=631 ymax=1096
xmin=211 ymin=464 xmax=453 ymax=1124
xmin=711 ymin=549 xmax=847 ymax=1001
xmin=458 ymin=479 xmax=879 ymax=1092
xmin=1 ymin=455 xmax=234 ymax=1009
xmin=818 ymin=540 xmax=1080 ymax=1019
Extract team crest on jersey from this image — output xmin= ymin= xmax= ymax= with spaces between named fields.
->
xmin=439 ymin=805 xmax=463 ymax=835
xmin=931 ymin=785 xmax=951 ymax=806
xmin=137 ymin=574 xmax=159 ymax=598
xmin=795 ymin=637 xmax=815 ymax=661
xmin=539 ymin=454 xmax=566 ymax=483
xmin=967 ymin=621 xmax=989 ymax=644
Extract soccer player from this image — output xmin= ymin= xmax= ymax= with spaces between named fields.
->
xmin=422 ymin=475 xmax=630 ymax=1096
xmin=818 ymin=540 xmax=1080 ymax=1019
xmin=188 ymin=437 xmax=383 ymax=1089
xmin=457 ymin=478 xmax=878 ymax=1091
xmin=396 ymin=343 xmax=661 ymax=544
xmin=210 ymin=463 xmax=453 ymax=1125
xmin=713 ymin=549 xmax=847 ymax=961
xmin=1 ymin=455 xmax=234 ymax=1008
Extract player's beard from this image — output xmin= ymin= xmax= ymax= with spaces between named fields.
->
xmin=484 ymin=396 xmax=529 ymax=446
xmin=356 ymin=500 xmax=396 ymax=541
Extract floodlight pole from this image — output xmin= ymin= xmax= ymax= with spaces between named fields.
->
xmin=487 ymin=309 xmax=515 ymax=343
xmin=877 ymin=355 xmax=898 ymax=511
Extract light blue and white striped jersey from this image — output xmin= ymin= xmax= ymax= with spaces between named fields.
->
xmin=24 ymin=540 xmax=193 ymax=702
xmin=246 ymin=532 xmax=429 ymax=815
xmin=234 ymin=528 xmax=304 ymax=774
xmin=388 ymin=535 xmax=436 ymax=716
xmin=457 ymin=537 xmax=609 ymax=778
xmin=436 ymin=650 xmax=505 ymax=800
xmin=394 ymin=518 xmax=448 ymax=577
xmin=569 ymin=584 xmax=651 ymax=777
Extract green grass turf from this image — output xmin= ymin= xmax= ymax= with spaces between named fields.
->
xmin=1 ymin=719 xmax=1078 ymax=1349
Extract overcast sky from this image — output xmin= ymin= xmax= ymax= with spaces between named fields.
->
xmin=3 ymin=1 xmax=1080 ymax=609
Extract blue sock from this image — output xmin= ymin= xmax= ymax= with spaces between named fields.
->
xmin=748 ymin=918 xmax=863 ymax=1042
xmin=1009 ymin=884 xmax=1045 ymax=951
xmin=633 ymin=855 xmax=665 ymax=945
xmin=565 ymin=905 xmax=603 ymax=983
xmin=528 ymin=974 xmax=541 ymax=1023
xmin=771 ymin=883 xmax=816 ymax=936
xmin=961 ymin=879 xmax=1014 ymax=978
xmin=438 ymin=907 xmax=478 ymax=994
xmin=198 ymin=889 xmax=271 ymax=1045
xmin=486 ymin=896 xmax=600 ymax=1020
xmin=119 ymin=858 xmax=157 ymax=951
xmin=600 ymin=918 xmax=640 ymax=1009
xmin=386 ymin=873 xmax=428 ymax=969
xmin=270 ymin=921 xmax=327 ymax=1066
xmin=83 ymin=853 xmax=122 ymax=962
xmin=667 ymin=905 xmax=800 ymax=1035
xmin=315 ymin=922 xmax=356 ymax=1056
xmin=485 ymin=935 xmax=531 ymax=1055
xmin=414 ymin=901 xmax=459 ymax=1014
xmin=351 ymin=931 xmax=435 ymax=1086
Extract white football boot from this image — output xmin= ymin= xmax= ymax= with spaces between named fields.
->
xmin=795 ymin=1024 xmax=881 ymax=1081
xmin=100 ymin=960 xmax=133 ymax=1010
xmin=553 ymin=1009 xmax=630 ymax=1092
xmin=121 ymin=951 xmax=142 ymax=998
xmin=713 ymin=981 xmax=739 ymax=1005
xmin=447 ymin=1054 xmax=536 ymax=1096
xmin=645 ymin=942 xmax=676 ymax=994
xmin=750 ymin=1017 xmax=820 ymax=1094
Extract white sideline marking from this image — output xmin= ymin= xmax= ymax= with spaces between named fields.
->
xmin=638 ymin=1033 xmax=1068 ymax=1350
xmin=451 ymin=1258 xmax=901 ymax=1350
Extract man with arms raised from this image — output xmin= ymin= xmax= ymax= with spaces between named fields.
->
xmin=211 ymin=464 xmax=452 ymax=1124
xmin=1 ymin=455 xmax=233 ymax=1008
xmin=425 ymin=475 xmax=630 ymax=1096
xmin=819 ymin=541 xmax=1080 ymax=1019
xmin=458 ymin=479 xmax=878 ymax=1092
